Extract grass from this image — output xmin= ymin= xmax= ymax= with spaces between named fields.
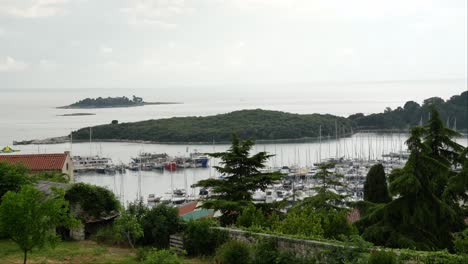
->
xmin=0 ymin=240 xmax=211 ymax=264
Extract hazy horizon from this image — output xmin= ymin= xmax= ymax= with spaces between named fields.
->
xmin=1 ymin=0 xmax=466 ymax=91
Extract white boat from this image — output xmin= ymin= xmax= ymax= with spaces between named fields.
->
xmin=73 ymin=155 xmax=113 ymax=172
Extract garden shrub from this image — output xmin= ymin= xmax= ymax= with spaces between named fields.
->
xmin=215 ymin=240 xmax=252 ymax=264
xmin=183 ymin=218 xmax=228 ymax=256
xmin=454 ymin=228 xmax=468 ymax=254
xmin=139 ymin=204 xmax=181 ymax=248
xmin=93 ymin=225 xmax=122 ymax=245
xmin=368 ymin=250 xmax=398 ymax=264
xmin=142 ymin=249 xmax=181 ymax=264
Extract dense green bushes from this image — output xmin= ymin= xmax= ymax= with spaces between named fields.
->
xmin=183 ymin=219 xmax=228 ymax=256
xmin=65 ymin=183 xmax=120 ymax=219
xmin=0 ymin=162 xmax=30 ymax=199
xmin=139 ymin=204 xmax=182 ymax=248
xmin=215 ymin=240 xmax=252 ymax=264
xmin=368 ymin=251 xmax=397 ymax=264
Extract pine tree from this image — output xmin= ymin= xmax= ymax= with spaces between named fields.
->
xmin=364 ymin=164 xmax=391 ymax=203
xmin=194 ymin=134 xmax=281 ymax=226
xmin=357 ymin=108 xmax=466 ymax=250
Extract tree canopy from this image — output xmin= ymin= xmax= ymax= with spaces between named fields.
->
xmin=0 ymin=162 xmax=30 ymax=199
xmin=0 ymin=185 xmax=78 ymax=264
xmin=194 ymin=134 xmax=282 ymax=225
xmin=364 ymin=164 xmax=391 ymax=203
xmin=357 ymin=107 xmax=466 ymax=251
xmin=64 ymin=183 xmax=120 ymax=220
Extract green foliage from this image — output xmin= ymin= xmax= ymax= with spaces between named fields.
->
xmin=0 ymin=161 xmax=30 ymax=199
xmin=194 ymin=134 xmax=282 ymax=226
xmin=139 ymin=204 xmax=181 ymax=248
xmin=252 ymin=239 xmax=317 ymax=264
xmin=364 ymin=164 xmax=391 ymax=203
xmin=398 ymin=249 xmax=468 ymax=264
xmin=454 ymin=228 xmax=468 ymax=254
xmin=215 ymin=240 xmax=252 ymax=264
xmin=33 ymin=172 xmax=70 ymax=183
xmin=368 ymin=251 xmax=397 ymax=264
xmin=271 ymin=208 xmax=324 ymax=239
xmin=65 ymin=183 xmax=120 ymax=220
xmin=358 ymin=108 xmax=466 ymax=251
xmin=71 ymin=109 xmax=352 ymax=143
xmin=68 ymin=95 xmax=145 ymax=108
xmin=288 ymin=163 xmax=357 ymax=240
xmin=141 ymin=249 xmax=182 ymax=264
xmin=183 ymin=219 xmax=228 ymax=256
xmin=114 ymin=211 xmax=143 ymax=248
xmin=0 ymin=185 xmax=78 ymax=264
xmin=93 ymin=226 xmax=122 ymax=245
xmin=350 ymin=91 xmax=468 ymax=130
xmin=236 ymin=205 xmax=267 ymax=228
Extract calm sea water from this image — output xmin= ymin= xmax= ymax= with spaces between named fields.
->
xmin=1 ymin=80 xmax=466 ymax=203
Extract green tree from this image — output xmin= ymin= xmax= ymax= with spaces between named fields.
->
xmin=114 ymin=211 xmax=143 ymax=248
xmin=0 ymin=162 xmax=30 ymax=199
xmin=194 ymin=134 xmax=282 ymax=226
xmin=292 ymin=163 xmax=357 ymax=240
xmin=65 ymin=183 xmax=120 ymax=220
xmin=139 ymin=204 xmax=181 ymax=248
xmin=358 ymin=108 xmax=466 ymax=250
xmin=0 ymin=185 xmax=78 ymax=264
xmin=364 ymin=164 xmax=391 ymax=203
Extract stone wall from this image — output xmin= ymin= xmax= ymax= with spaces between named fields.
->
xmin=213 ymin=227 xmax=350 ymax=257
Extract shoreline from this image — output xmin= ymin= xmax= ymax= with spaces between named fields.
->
xmin=12 ymin=130 xmax=425 ymax=146
xmin=56 ymin=102 xmax=182 ymax=109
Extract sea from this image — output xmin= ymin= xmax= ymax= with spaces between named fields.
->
xmin=1 ymin=79 xmax=466 ymax=204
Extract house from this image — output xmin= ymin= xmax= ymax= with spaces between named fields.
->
xmin=0 ymin=151 xmax=74 ymax=182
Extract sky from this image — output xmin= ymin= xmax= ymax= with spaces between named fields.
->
xmin=0 ymin=0 xmax=466 ymax=90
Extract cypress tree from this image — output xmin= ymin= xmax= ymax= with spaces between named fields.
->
xmin=364 ymin=164 xmax=391 ymax=203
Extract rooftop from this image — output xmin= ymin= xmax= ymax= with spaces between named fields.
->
xmin=0 ymin=153 xmax=68 ymax=172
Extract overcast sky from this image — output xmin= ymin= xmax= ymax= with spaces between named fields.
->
xmin=0 ymin=0 xmax=466 ymax=89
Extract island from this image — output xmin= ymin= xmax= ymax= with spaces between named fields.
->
xmin=57 ymin=95 xmax=180 ymax=109
xmin=58 ymin=113 xmax=96 ymax=116
xmin=14 ymin=91 xmax=467 ymax=145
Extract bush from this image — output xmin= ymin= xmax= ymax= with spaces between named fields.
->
xmin=142 ymin=249 xmax=181 ymax=264
xmin=454 ymin=228 xmax=468 ymax=254
xmin=0 ymin=162 xmax=30 ymax=199
xmin=183 ymin=219 xmax=228 ymax=256
xmin=140 ymin=204 xmax=181 ymax=248
xmin=237 ymin=205 xmax=266 ymax=228
xmin=215 ymin=240 xmax=252 ymax=264
xmin=368 ymin=250 xmax=397 ymax=264
xmin=65 ymin=183 xmax=120 ymax=219
xmin=93 ymin=226 xmax=122 ymax=245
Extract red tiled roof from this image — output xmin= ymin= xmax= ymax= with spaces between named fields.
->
xmin=0 ymin=153 xmax=67 ymax=171
xmin=178 ymin=201 xmax=198 ymax=216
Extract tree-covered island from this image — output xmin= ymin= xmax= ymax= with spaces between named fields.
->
xmin=57 ymin=95 xmax=180 ymax=109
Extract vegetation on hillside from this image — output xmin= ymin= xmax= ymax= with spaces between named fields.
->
xmin=63 ymin=95 xmax=145 ymax=108
xmin=67 ymin=91 xmax=466 ymax=143
xmin=350 ymin=91 xmax=467 ymax=130
xmin=71 ymin=109 xmax=352 ymax=143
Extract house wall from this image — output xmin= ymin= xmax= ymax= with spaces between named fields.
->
xmin=62 ymin=152 xmax=74 ymax=182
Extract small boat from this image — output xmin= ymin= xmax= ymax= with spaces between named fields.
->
xmin=147 ymin=194 xmax=162 ymax=203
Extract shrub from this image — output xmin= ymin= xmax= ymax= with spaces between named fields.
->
xmin=252 ymin=239 xmax=278 ymax=264
xmin=94 ymin=226 xmax=122 ymax=245
xmin=215 ymin=240 xmax=252 ymax=264
xmin=65 ymin=183 xmax=120 ymax=219
xmin=454 ymin=228 xmax=468 ymax=254
xmin=142 ymin=249 xmax=181 ymax=264
xmin=237 ymin=205 xmax=266 ymax=228
xmin=0 ymin=161 xmax=30 ymax=199
xmin=183 ymin=219 xmax=228 ymax=256
xmin=368 ymin=250 xmax=398 ymax=264
xmin=140 ymin=204 xmax=181 ymax=248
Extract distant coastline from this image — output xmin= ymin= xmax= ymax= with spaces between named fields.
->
xmin=57 ymin=95 xmax=181 ymax=109
xmin=58 ymin=113 xmax=96 ymax=116
xmin=57 ymin=102 xmax=180 ymax=109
